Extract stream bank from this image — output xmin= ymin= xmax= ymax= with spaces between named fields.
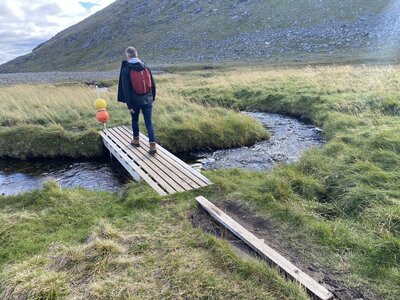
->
xmin=192 ymin=112 xmax=324 ymax=171
xmin=0 ymin=112 xmax=324 ymax=195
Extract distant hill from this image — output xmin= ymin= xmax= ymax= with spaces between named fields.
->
xmin=1 ymin=0 xmax=399 ymax=72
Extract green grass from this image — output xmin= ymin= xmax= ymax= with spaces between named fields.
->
xmin=0 ymin=83 xmax=268 ymax=158
xmin=0 ymin=181 xmax=308 ymax=299
xmin=1 ymin=64 xmax=400 ymax=298
xmin=160 ymin=64 xmax=399 ymax=298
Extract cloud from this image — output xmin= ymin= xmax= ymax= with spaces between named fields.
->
xmin=0 ymin=0 xmax=115 ymax=65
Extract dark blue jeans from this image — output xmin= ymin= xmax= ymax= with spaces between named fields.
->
xmin=131 ymin=104 xmax=155 ymax=142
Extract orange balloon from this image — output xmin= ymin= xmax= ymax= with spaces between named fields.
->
xmin=96 ymin=109 xmax=110 ymax=123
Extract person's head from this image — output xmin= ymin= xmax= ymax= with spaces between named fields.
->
xmin=125 ymin=47 xmax=138 ymax=59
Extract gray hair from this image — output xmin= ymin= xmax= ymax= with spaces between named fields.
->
xmin=125 ymin=47 xmax=138 ymax=58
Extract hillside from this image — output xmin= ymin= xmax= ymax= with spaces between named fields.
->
xmin=0 ymin=0 xmax=399 ymax=72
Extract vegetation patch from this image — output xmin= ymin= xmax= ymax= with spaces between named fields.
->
xmin=0 ymin=84 xmax=268 ymax=158
xmin=161 ymin=64 xmax=398 ymax=299
xmin=0 ymin=181 xmax=307 ymax=299
xmin=1 ymin=64 xmax=399 ymax=299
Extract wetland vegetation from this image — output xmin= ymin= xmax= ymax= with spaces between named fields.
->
xmin=1 ymin=64 xmax=399 ymax=299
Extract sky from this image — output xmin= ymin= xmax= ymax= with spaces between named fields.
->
xmin=0 ymin=0 xmax=115 ymax=64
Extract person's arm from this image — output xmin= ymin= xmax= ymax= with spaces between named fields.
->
xmin=117 ymin=61 xmax=126 ymax=103
xmin=150 ymin=69 xmax=156 ymax=101
xmin=121 ymin=68 xmax=133 ymax=109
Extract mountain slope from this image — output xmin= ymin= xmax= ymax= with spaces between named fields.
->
xmin=0 ymin=0 xmax=399 ymax=72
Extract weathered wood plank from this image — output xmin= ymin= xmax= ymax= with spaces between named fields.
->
xmin=101 ymin=133 xmax=167 ymax=196
xmin=196 ymin=196 xmax=334 ymax=300
xmin=119 ymin=126 xmax=204 ymax=186
xmin=101 ymin=126 xmax=213 ymax=195
xmin=122 ymin=126 xmax=212 ymax=186
xmin=109 ymin=127 xmax=189 ymax=192
xmin=103 ymin=129 xmax=179 ymax=194
xmin=102 ymin=137 xmax=141 ymax=181
xmin=115 ymin=127 xmax=202 ymax=190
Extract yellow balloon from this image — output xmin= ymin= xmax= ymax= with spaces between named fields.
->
xmin=94 ymin=98 xmax=107 ymax=110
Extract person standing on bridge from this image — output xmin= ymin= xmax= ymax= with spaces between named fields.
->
xmin=118 ymin=46 xmax=157 ymax=155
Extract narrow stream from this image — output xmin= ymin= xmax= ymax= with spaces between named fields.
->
xmin=0 ymin=113 xmax=324 ymax=196
xmin=192 ymin=112 xmax=324 ymax=171
xmin=0 ymin=159 xmax=129 ymax=196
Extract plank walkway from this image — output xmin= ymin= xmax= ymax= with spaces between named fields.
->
xmin=101 ymin=126 xmax=213 ymax=195
xmin=196 ymin=196 xmax=334 ymax=300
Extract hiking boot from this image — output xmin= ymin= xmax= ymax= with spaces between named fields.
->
xmin=131 ymin=136 xmax=140 ymax=147
xmin=149 ymin=142 xmax=157 ymax=155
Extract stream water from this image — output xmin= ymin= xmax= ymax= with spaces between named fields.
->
xmin=0 ymin=113 xmax=324 ymax=196
xmin=0 ymin=159 xmax=129 ymax=196
xmin=192 ymin=112 xmax=324 ymax=171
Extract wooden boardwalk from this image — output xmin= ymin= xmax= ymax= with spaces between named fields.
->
xmin=101 ymin=126 xmax=213 ymax=195
xmin=196 ymin=196 xmax=333 ymax=300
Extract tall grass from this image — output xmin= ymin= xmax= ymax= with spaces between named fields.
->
xmin=0 ymin=182 xmax=308 ymax=299
xmin=160 ymin=64 xmax=399 ymax=299
xmin=0 ymin=83 xmax=268 ymax=157
xmin=0 ymin=65 xmax=399 ymax=298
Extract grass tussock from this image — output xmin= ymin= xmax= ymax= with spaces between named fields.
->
xmin=150 ymin=64 xmax=399 ymax=299
xmin=0 ymin=185 xmax=308 ymax=299
xmin=1 ymin=64 xmax=400 ymax=298
xmin=0 ymin=83 xmax=268 ymax=158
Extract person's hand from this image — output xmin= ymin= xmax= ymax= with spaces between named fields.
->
xmin=129 ymin=108 xmax=135 ymax=113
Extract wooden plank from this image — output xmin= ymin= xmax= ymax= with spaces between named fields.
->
xmin=107 ymin=128 xmax=189 ymax=192
xmin=138 ymin=130 xmax=213 ymax=185
xmin=119 ymin=126 xmax=205 ymax=187
xmin=108 ymin=127 xmax=189 ymax=192
xmin=114 ymin=127 xmax=198 ymax=191
xmin=121 ymin=126 xmax=212 ymax=187
xmin=115 ymin=127 xmax=202 ymax=190
xmin=114 ymin=132 xmax=199 ymax=191
xmin=103 ymin=138 xmax=141 ymax=182
xmin=196 ymin=196 xmax=334 ymax=300
xmin=117 ymin=126 xmax=202 ymax=189
xmin=103 ymin=130 xmax=179 ymax=194
xmin=101 ymin=133 xmax=167 ymax=196
xmin=135 ymin=128 xmax=213 ymax=185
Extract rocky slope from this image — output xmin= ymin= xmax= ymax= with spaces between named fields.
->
xmin=0 ymin=0 xmax=399 ymax=72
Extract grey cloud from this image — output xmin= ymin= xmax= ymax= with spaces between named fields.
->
xmin=0 ymin=29 xmax=46 ymax=64
xmin=0 ymin=3 xmax=14 ymax=16
xmin=0 ymin=2 xmax=63 ymax=63
xmin=21 ymin=3 xmax=62 ymax=26
xmin=0 ymin=40 xmax=45 ymax=64
xmin=0 ymin=1 xmax=105 ymax=64
xmin=0 ymin=3 xmax=20 ymax=22
xmin=24 ymin=3 xmax=63 ymax=18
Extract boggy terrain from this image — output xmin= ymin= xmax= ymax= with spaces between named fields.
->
xmin=0 ymin=65 xmax=399 ymax=299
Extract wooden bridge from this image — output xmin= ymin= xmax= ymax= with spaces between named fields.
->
xmin=101 ymin=126 xmax=333 ymax=300
xmin=101 ymin=126 xmax=213 ymax=195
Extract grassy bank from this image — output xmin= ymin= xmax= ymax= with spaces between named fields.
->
xmin=0 ymin=181 xmax=307 ymax=299
xmin=0 ymin=83 xmax=268 ymax=158
xmin=161 ymin=65 xmax=399 ymax=298
xmin=1 ymin=65 xmax=399 ymax=299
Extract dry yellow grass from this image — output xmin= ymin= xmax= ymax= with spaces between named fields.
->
xmin=0 ymin=81 xmax=268 ymax=156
